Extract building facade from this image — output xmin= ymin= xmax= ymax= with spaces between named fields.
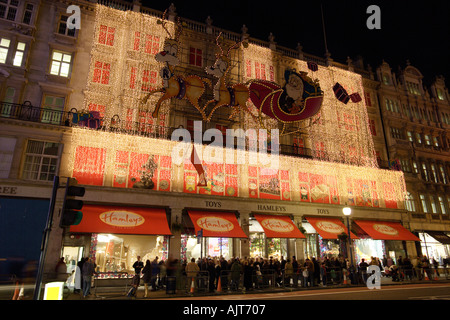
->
xmin=1 ymin=0 xmax=447 ymax=281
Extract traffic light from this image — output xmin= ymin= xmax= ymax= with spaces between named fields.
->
xmin=59 ymin=177 xmax=85 ymax=227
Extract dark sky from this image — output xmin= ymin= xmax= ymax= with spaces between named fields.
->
xmin=141 ymin=0 xmax=450 ymax=87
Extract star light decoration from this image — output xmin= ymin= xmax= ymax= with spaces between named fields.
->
xmin=68 ymin=4 xmax=406 ymax=208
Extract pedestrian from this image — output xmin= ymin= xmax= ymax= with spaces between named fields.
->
xmin=132 ymin=256 xmax=144 ymax=275
xmin=359 ymin=258 xmax=369 ymax=283
xmin=292 ymin=256 xmax=299 ymax=287
xmin=243 ymin=259 xmax=253 ymax=292
xmin=230 ymin=258 xmax=241 ymax=291
xmin=219 ymin=256 xmax=228 ymax=291
xmin=158 ymin=260 xmax=167 ymax=288
xmin=82 ymin=257 xmax=95 ymax=298
xmin=142 ymin=260 xmax=151 ymax=297
xmin=186 ymin=258 xmax=200 ymax=292
xmin=77 ymin=257 xmax=86 ymax=292
xmin=55 ymin=257 xmax=67 ymax=281
xmin=431 ymin=258 xmax=440 ymax=277
xmin=207 ymin=259 xmax=216 ymax=292
xmin=151 ymin=257 xmax=160 ymax=290
xmin=284 ymin=259 xmax=293 ymax=287
xmin=312 ymin=257 xmax=320 ymax=286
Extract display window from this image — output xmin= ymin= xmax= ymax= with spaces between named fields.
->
xmin=353 ymin=239 xmax=385 ymax=264
xmin=90 ymin=233 xmax=169 ymax=278
xmin=181 ymin=235 xmax=232 ymax=261
xmin=249 ymin=218 xmax=288 ymax=259
xmin=419 ymin=233 xmax=450 ymax=265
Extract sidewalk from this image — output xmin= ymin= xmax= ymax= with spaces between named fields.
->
xmin=65 ymin=275 xmax=450 ymax=300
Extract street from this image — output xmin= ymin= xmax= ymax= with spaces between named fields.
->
xmin=162 ymin=283 xmax=450 ymax=300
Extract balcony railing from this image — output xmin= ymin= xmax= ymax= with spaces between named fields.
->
xmin=0 ymin=101 xmax=70 ymax=126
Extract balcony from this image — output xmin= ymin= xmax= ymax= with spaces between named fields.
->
xmin=0 ymin=101 xmax=316 ymax=160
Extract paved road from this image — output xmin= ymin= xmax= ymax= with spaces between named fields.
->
xmin=163 ymin=283 xmax=450 ymax=300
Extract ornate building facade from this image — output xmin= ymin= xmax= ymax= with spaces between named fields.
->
xmin=1 ymin=0 xmax=447 ymax=281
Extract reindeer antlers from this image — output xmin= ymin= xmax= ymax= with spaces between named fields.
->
xmin=158 ymin=9 xmax=184 ymax=41
xmin=214 ymin=32 xmax=247 ymax=57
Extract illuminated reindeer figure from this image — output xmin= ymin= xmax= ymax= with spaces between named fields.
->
xmin=141 ymin=11 xmax=210 ymax=120
xmin=204 ymin=33 xmax=257 ymax=123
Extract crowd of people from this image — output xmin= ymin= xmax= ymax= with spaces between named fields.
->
xmin=63 ymin=253 xmax=449 ymax=297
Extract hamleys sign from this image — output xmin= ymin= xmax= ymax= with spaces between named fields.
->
xmin=373 ymin=224 xmax=399 ymax=236
xmin=316 ymin=221 xmax=345 ymax=234
xmin=197 ymin=216 xmax=234 ymax=232
xmin=260 ymin=218 xmax=294 ymax=233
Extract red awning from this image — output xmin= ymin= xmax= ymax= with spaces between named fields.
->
xmin=187 ymin=210 xmax=248 ymax=238
xmin=306 ymin=217 xmax=359 ymax=239
xmin=70 ymin=205 xmax=172 ymax=235
xmin=354 ymin=220 xmax=420 ymax=241
xmin=253 ymin=214 xmax=305 ymax=238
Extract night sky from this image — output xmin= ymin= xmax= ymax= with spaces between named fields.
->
xmin=141 ymin=0 xmax=450 ymax=87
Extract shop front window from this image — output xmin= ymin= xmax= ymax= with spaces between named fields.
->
xmin=92 ymin=233 xmax=168 ymax=277
xmin=353 ymin=239 xmax=385 ymax=265
xmin=182 ymin=235 xmax=232 ymax=261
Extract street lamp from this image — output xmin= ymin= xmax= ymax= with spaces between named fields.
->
xmin=342 ymin=206 xmax=354 ymax=269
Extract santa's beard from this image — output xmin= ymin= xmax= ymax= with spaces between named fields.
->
xmin=285 ymin=83 xmax=303 ymax=100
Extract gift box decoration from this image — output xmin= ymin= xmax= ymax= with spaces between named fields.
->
xmin=333 ymin=82 xmax=350 ymax=104
xmin=349 ymin=92 xmax=362 ymax=103
xmin=307 ymin=61 xmax=318 ymax=72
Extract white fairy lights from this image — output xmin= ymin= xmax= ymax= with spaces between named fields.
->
xmin=68 ymin=4 xmax=406 ymax=209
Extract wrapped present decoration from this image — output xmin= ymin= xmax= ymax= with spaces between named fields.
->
xmin=307 ymin=61 xmax=318 ymax=72
xmin=333 ymin=82 xmax=350 ymax=104
xmin=350 ymin=92 xmax=362 ymax=103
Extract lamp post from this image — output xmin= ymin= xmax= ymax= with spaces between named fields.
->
xmin=343 ymin=206 xmax=354 ymax=268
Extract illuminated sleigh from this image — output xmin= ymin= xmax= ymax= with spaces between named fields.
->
xmin=248 ymin=70 xmax=324 ymax=135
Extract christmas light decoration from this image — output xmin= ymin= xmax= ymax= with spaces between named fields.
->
xmin=68 ymin=4 xmax=405 ymax=211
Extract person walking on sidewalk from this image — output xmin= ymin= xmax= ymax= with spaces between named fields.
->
xmin=142 ymin=260 xmax=151 ymax=297
xmin=82 ymin=257 xmax=96 ymax=298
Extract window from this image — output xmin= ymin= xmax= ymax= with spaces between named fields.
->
xmin=439 ymin=165 xmax=447 ymax=184
xmin=189 ymin=47 xmax=202 ymax=67
xmin=390 ymin=127 xmax=403 ymax=139
xmin=430 ymin=164 xmax=438 ymax=183
xmin=421 ymin=163 xmax=429 ymax=181
xmin=0 ymin=38 xmax=10 ymax=64
xmin=424 ymin=135 xmax=431 ymax=146
xmin=419 ymin=194 xmax=428 ymax=213
xmin=407 ymin=81 xmax=421 ymax=95
xmin=255 ymin=62 xmax=266 ymax=80
xmin=245 ymin=60 xmax=252 ymax=78
xmin=400 ymin=159 xmax=411 ymax=173
xmin=438 ymin=196 xmax=447 ymax=214
xmin=41 ymin=95 xmax=65 ymax=124
xmin=382 ymin=73 xmax=390 ymax=85
xmin=57 ymin=15 xmax=76 ymax=37
xmin=368 ymin=119 xmax=376 ymax=136
xmin=141 ymin=69 xmax=157 ymax=92
xmin=415 ymin=133 xmax=422 ymax=144
xmin=22 ymin=3 xmax=34 ymax=24
xmin=407 ymin=131 xmax=413 ymax=142
xmin=22 ymin=140 xmax=60 ymax=181
xmin=50 ymin=51 xmax=72 ymax=77
xmin=436 ymin=88 xmax=445 ymax=100
xmin=129 ymin=66 xmax=137 ymax=89
xmin=433 ymin=136 xmax=440 ymax=147
xmin=0 ymin=0 xmax=18 ymax=21
xmin=93 ymin=61 xmax=110 ymax=84
xmin=98 ymin=25 xmax=115 ymax=46
xmin=364 ymin=91 xmax=372 ymax=107
xmin=144 ymin=35 xmax=160 ymax=54
xmin=12 ymin=41 xmax=25 ymax=67
xmin=412 ymin=161 xmax=418 ymax=174
xmin=0 ymin=136 xmax=16 ymax=178
xmin=405 ymin=192 xmax=416 ymax=212
xmin=430 ymin=196 xmax=438 ymax=214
